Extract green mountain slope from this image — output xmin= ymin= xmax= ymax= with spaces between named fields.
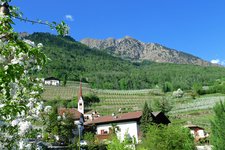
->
xmin=27 ymin=32 xmax=225 ymax=90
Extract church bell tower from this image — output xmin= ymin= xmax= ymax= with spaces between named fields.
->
xmin=78 ymin=81 xmax=84 ymax=114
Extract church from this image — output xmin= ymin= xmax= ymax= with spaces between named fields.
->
xmin=58 ymin=81 xmax=170 ymax=144
xmin=57 ymin=81 xmax=100 ymax=134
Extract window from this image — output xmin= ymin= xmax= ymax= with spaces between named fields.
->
xmin=101 ymin=130 xmax=104 ymax=135
xmin=100 ymin=129 xmax=108 ymax=135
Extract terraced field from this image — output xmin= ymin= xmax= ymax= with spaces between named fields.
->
xmin=92 ymin=90 xmax=162 ymax=115
xmin=169 ymin=94 xmax=225 ymax=130
xmin=41 ymin=82 xmax=225 ymax=130
xmin=41 ymin=81 xmax=91 ymax=100
xmin=41 ymin=84 xmax=163 ymax=115
xmin=171 ymin=96 xmax=225 ymax=114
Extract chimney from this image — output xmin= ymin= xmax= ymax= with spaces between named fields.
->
xmin=112 ymin=113 xmax=118 ymax=119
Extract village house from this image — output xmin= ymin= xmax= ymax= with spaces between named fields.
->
xmin=184 ymin=124 xmax=209 ymax=142
xmin=85 ymin=111 xmax=170 ymax=143
xmin=58 ymin=107 xmax=84 ymax=123
xmin=85 ymin=111 xmax=142 ymax=143
xmin=44 ymin=77 xmax=60 ymax=86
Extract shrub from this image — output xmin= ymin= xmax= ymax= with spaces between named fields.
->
xmin=138 ymin=124 xmax=195 ymax=150
xmin=172 ymin=88 xmax=184 ymax=98
xmin=211 ymin=101 xmax=225 ymax=149
xmin=107 ymin=135 xmax=132 ymax=150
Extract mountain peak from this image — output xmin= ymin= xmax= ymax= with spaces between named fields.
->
xmin=124 ymin=35 xmax=133 ymax=39
xmin=80 ymin=37 xmax=213 ymax=66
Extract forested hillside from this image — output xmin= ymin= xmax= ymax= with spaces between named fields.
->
xmin=27 ymin=32 xmax=225 ymax=90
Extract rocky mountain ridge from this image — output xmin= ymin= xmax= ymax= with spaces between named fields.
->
xmin=81 ymin=36 xmax=212 ymax=66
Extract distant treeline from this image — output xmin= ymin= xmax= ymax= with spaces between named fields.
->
xmin=28 ymin=33 xmax=225 ymax=90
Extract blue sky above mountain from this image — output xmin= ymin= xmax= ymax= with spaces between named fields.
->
xmin=11 ymin=0 xmax=225 ymax=65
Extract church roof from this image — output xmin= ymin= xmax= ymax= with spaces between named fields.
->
xmin=58 ymin=108 xmax=81 ymax=120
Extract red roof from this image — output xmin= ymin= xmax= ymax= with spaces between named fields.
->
xmin=58 ymin=108 xmax=81 ymax=120
xmin=85 ymin=111 xmax=142 ymax=125
xmin=184 ymin=125 xmax=204 ymax=130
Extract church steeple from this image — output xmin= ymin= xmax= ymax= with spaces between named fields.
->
xmin=78 ymin=80 xmax=82 ymax=98
xmin=77 ymin=80 xmax=84 ymax=114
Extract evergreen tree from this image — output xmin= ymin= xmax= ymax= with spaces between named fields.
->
xmin=140 ymin=101 xmax=153 ymax=135
xmin=63 ymin=73 xmax=68 ymax=86
xmin=162 ymin=82 xmax=173 ymax=93
xmin=153 ymin=97 xmax=172 ymax=114
xmin=211 ymin=101 xmax=225 ymax=150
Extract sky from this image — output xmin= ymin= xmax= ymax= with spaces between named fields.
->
xmin=11 ymin=0 xmax=225 ymax=65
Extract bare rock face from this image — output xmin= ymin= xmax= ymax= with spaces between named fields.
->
xmin=80 ymin=36 xmax=212 ymax=66
xmin=18 ymin=32 xmax=30 ymax=38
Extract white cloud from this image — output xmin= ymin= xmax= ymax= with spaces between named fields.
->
xmin=210 ymin=59 xmax=225 ymax=66
xmin=221 ymin=61 xmax=225 ymax=66
xmin=65 ymin=15 xmax=74 ymax=21
xmin=211 ymin=59 xmax=220 ymax=64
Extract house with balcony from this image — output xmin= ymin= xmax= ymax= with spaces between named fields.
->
xmin=85 ymin=111 xmax=170 ymax=143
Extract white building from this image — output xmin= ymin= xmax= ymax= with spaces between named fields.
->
xmin=85 ymin=111 xmax=142 ymax=143
xmin=44 ymin=77 xmax=60 ymax=86
xmin=184 ymin=124 xmax=209 ymax=141
xmin=84 ymin=111 xmax=170 ymax=143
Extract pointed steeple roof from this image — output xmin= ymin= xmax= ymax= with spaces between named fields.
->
xmin=78 ymin=80 xmax=82 ymax=99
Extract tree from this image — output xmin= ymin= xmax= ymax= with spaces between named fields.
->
xmin=192 ymin=83 xmax=202 ymax=96
xmin=138 ymin=124 xmax=195 ymax=150
xmin=162 ymin=82 xmax=173 ymax=93
xmin=0 ymin=1 xmax=68 ymax=149
xmin=109 ymin=123 xmax=120 ymax=135
xmin=44 ymin=107 xmax=76 ymax=145
xmin=211 ymin=101 xmax=225 ymax=150
xmin=153 ymin=97 xmax=172 ymax=114
xmin=107 ymin=135 xmax=132 ymax=150
xmin=83 ymin=132 xmax=95 ymax=145
xmin=83 ymin=94 xmax=100 ymax=107
xmin=140 ymin=101 xmax=153 ymax=135
xmin=63 ymin=73 xmax=68 ymax=86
